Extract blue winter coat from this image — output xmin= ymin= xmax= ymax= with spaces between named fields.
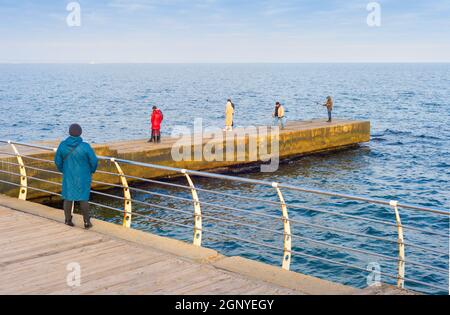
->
xmin=54 ymin=136 xmax=98 ymax=201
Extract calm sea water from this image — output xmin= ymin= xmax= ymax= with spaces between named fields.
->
xmin=0 ymin=64 xmax=449 ymax=293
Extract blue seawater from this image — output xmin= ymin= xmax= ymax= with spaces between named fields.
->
xmin=0 ymin=64 xmax=448 ymax=294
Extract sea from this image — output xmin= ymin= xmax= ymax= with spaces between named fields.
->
xmin=0 ymin=63 xmax=448 ymax=294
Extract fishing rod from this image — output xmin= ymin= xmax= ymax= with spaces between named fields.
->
xmin=313 ymin=101 xmax=325 ymax=106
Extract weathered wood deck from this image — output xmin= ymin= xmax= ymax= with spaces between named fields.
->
xmin=0 ymin=195 xmax=416 ymax=295
xmin=0 ymin=206 xmax=299 ymax=295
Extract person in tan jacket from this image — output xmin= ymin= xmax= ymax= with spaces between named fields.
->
xmin=272 ymin=102 xmax=286 ymax=129
xmin=323 ymin=96 xmax=333 ymax=122
xmin=224 ymin=99 xmax=234 ymax=131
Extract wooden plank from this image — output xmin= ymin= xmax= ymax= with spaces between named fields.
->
xmin=0 ymin=242 xmax=133 ymax=294
xmin=0 ymin=234 xmax=105 ymax=265
xmin=0 ymin=205 xmax=306 ymax=295
xmin=0 ymin=243 xmax=126 ymax=288
xmin=0 ymin=225 xmax=71 ymax=246
xmin=169 ymin=273 xmax=233 ymax=295
xmin=56 ymin=258 xmax=185 ymax=295
xmin=0 ymin=240 xmax=125 ymax=275
xmin=118 ymin=264 xmax=204 ymax=295
xmin=26 ymin=252 xmax=166 ymax=295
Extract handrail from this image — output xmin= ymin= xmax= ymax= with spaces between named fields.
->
xmin=2 ymin=158 xmax=446 ymax=238
xmin=0 ymin=139 xmax=449 ymax=294
xmin=2 ymin=166 xmax=447 ymax=257
xmin=0 ymin=177 xmax=448 ymax=292
xmin=1 ymin=167 xmax=448 ymax=259
xmin=1 ymin=140 xmax=447 ymax=215
xmin=2 ymin=176 xmax=445 ymax=292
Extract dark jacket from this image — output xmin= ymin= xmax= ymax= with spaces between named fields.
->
xmin=54 ymin=136 xmax=98 ymax=201
xmin=324 ymin=98 xmax=333 ymax=111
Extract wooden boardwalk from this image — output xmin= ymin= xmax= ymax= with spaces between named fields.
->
xmin=0 ymin=206 xmax=300 ymax=295
xmin=0 ymin=195 xmax=417 ymax=295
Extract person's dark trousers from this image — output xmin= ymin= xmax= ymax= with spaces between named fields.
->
xmin=63 ymin=200 xmax=91 ymax=224
xmin=327 ymin=110 xmax=332 ymax=122
xmin=149 ymin=130 xmax=155 ymax=142
xmin=153 ymin=130 xmax=161 ymax=143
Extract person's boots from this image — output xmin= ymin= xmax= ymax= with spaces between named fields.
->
xmin=148 ymin=131 xmax=155 ymax=143
xmin=65 ymin=217 xmax=74 ymax=227
xmin=157 ymin=135 xmax=161 ymax=143
xmin=84 ymin=220 xmax=93 ymax=229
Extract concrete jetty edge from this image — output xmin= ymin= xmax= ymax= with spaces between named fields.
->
xmin=0 ymin=119 xmax=371 ymax=200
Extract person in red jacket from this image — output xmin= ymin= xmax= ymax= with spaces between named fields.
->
xmin=149 ymin=106 xmax=164 ymax=143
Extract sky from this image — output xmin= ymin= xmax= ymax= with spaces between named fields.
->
xmin=0 ymin=0 xmax=449 ymax=63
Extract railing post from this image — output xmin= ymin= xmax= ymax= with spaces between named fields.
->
xmin=390 ymin=200 xmax=405 ymax=289
xmin=182 ymin=169 xmax=202 ymax=247
xmin=111 ymin=158 xmax=132 ymax=228
xmin=273 ymin=182 xmax=291 ymax=271
xmin=8 ymin=141 xmax=27 ymax=200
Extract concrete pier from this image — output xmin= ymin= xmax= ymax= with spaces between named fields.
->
xmin=0 ymin=119 xmax=370 ymax=199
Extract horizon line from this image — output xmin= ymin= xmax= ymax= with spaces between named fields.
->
xmin=1 ymin=61 xmax=450 ymax=65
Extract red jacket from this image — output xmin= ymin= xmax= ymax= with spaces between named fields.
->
xmin=151 ymin=109 xmax=163 ymax=130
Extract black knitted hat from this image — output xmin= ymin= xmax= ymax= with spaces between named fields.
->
xmin=69 ymin=124 xmax=82 ymax=137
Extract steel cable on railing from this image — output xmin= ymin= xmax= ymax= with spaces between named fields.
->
xmin=0 ymin=181 xmax=447 ymax=292
xmin=2 ymin=140 xmax=449 ymax=214
xmin=80 ymin=186 xmax=450 ymax=274
xmin=3 ymin=169 xmax=447 ymax=265
xmin=0 ymin=169 xmax=62 ymax=187
xmin=85 ymin=198 xmax=387 ymax=283
xmin=82 ymin=168 xmax=450 ymax=237
xmin=0 ymin=159 xmax=62 ymax=176
xmin=0 ymin=179 xmax=446 ymax=292
xmin=1 ymin=164 xmax=448 ymax=256
xmin=90 ymin=190 xmax=287 ymax=237
xmin=102 ymin=154 xmax=448 ymax=216
xmin=3 ymin=141 xmax=447 ymax=218
xmin=2 ymin=140 xmax=449 ymax=292
xmin=0 ymin=179 xmax=62 ymax=198
xmin=196 ymin=226 xmax=448 ymax=291
xmin=90 ymin=180 xmax=450 ymax=255
xmin=75 ymin=197 xmax=450 ymax=273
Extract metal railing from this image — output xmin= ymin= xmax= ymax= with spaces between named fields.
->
xmin=0 ymin=139 xmax=448 ymax=293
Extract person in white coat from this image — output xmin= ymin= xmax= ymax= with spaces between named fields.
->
xmin=224 ymin=99 xmax=234 ymax=131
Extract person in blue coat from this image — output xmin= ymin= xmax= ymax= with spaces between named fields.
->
xmin=54 ymin=124 xmax=98 ymax=229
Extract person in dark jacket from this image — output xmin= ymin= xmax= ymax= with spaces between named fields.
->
xmin=54 ymin=124 xmax=98 ymax=229
xmin=149 ymin=106 xmax=164 ymax=143
xmin=272 ymin=102 xmax=286 ymax=129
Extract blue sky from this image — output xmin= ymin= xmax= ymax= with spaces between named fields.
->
xmin=0 ymin=0 xmax=449 ymax=62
